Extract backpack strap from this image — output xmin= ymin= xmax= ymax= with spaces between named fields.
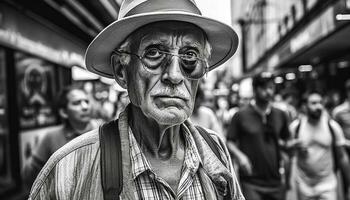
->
xmin=99 ymin=122 xmax=227 ymax=199
xmin=328 ymin=120 xmax=339 ymax=171
xmin=195 ymin=126 xmax=226 ymax=166
xmin=99 ymin=120 xmax=122 ymax=200
xmin=195 ymin=126 xmax=231 ymax=200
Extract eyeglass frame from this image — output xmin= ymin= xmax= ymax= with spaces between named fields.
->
xmin=112 ymin=49 xmax=210 ymax=80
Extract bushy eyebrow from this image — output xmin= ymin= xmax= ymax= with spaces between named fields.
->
xmin=139 ymin=34 xmax=170 ymax=47
xmin=143 ymin=41 xmax=170 ymax=49
xmin=139 ymin=34 xmax=204 ymax=51
xmin=181 ymin=40 xmax=203 ymax=51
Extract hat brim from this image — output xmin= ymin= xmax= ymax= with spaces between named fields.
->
xmin=85 ymin=11 xmax=239 ymax=78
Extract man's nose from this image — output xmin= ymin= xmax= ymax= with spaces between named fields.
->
xmin=267 ymin=87 xmax=275 ymax=94
xmin=81 ymin=101 xmax=89 ymax=110
xmin=161 ymin=57 xmax=184 ymax=85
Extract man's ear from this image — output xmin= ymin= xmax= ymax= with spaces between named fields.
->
xmin=111 ymin=54 xmax=128 ymax=89
xmin=59 ymin=108 xmax=68 ymax=119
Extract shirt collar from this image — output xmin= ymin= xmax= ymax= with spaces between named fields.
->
xmin=181 ymin=124 xmax=202 ymax=174
xmin=63 ymin=124 xmax=79 ymax=140
xmin=251 ymin=101 xmax=272 ymax=115
xmin=63 ymin=120 xmax=96 ymax=140
xmin=129 ymin=124 xmax=202 ymax=180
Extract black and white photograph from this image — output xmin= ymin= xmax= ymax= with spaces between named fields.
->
xmin=1 ymin=0 xmax=350 ymax=200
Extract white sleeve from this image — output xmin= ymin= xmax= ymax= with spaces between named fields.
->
xmin=329 ymin=120 xmax=346 ymax=146
xmin=289 ymin=119 xmax=300 ymax=138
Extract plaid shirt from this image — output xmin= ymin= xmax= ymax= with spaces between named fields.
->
xmin=29 ymin=108 xmax=245 ymax=200
xmin=129 ymin=126 xmax=205 ymax=199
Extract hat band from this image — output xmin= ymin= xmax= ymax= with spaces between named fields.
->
xmin=123 ymin=0 xmax=202 ymax=18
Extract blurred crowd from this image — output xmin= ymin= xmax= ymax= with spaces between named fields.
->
xmin=20 ymin=82 xmax=131 ymax=195
xmin=21 ymin=71 xmax=350 ymax=200
xmin=67 ymin=70 xmax=350 ymax=200
xmin=191 ymin=73 xmax=350 ymax=200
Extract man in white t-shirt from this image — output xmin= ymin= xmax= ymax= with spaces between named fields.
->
xmin=289 ymin=90 xmax=350 ymax=200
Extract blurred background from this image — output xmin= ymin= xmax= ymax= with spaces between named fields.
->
xmin=0 ymin=0 xmax=350 ymax=199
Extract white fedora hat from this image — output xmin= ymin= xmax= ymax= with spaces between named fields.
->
xmin=85 ymin=0 xmax=239 ymax=78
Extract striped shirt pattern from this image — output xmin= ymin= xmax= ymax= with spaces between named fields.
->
xmin=129 ymin=127 xmax=205 ymax=199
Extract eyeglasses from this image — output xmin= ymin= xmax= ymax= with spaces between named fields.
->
xmin=113 ymin=48 xmax=209 ymax=80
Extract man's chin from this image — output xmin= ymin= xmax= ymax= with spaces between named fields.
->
xmin=309 ymin=113 xmax=321 ymax=120
xmin=147 ymin=107 xmax=189 ymax=125
xmin=79 ymin=117 xmax=91 ymax=123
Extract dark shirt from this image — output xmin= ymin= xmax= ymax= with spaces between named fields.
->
xmin=23 ymin=120 xmax=100 ymax=186
xmin=227 ymin=104 xmax=290 ymax=187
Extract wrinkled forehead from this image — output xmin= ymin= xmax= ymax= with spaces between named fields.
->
xmin=128 ymin=21 xmax=207 ymax=50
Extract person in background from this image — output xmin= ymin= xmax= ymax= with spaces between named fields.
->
xmin=227 ymin=72 xmax=294 ymax=200
xmin=333 ymin=79 xmax=350 ymax=198
xmin=325 ymin=89 xmax=342 ymax=114
xmin=289 ymin=90 xmax=350 ymax=200
xmin=28 ymin=0 xmax=245 ymax=199
xmin=191 ymin=86 xmax=225 ymax=141
xmin=274 ymin=88 xmax=299 ymax=124
xmin=23 ymin=85 xmax=100 ymax=187
xmin=228 ymin=84 xmax=240 ymax=109
xmin=215 ymin=93 xmax=232 ymax=136
xmin=221 ymin=87 xmax=241 ymax=137
xmin=333 ymin=79 xmax=350 ymax=151
xmin=227 ymin=85 xmax=240 ymax=114
xmin=90 ymin=93 xmax=113 ymax=122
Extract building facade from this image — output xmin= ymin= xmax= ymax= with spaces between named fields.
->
xmin=0 ymin=0 xmax=124 ymax=197
xmin=241 ymin=0 xmax=350 ymax=102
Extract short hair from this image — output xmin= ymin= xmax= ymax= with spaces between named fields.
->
xmin=302 ymin=89 xmax=323 ymax=104
xmin=252 ymin=72 xmax=274 ymax=89
xmin=55 ymin=85 xmax=86 ymax=111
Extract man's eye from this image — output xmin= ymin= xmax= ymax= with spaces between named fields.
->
xmin=182 ymin=51 xmax=198 ymax=60
xmin=144 ymin=48 xmax=163 ymax=59
xmin=71 ymin=101 xmax=80 ymax=106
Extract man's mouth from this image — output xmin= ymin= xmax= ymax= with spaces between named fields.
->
xmin=155 ymin=95 xmax=187 ymax=101
xmin=80 ymin=113 xmax=91 ymax=118
xmin=153 ymin=95 xmax=188 ymax=107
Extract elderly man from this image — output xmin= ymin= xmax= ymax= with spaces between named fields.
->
xmin=28 ymin=0 xmax=244 ymax=199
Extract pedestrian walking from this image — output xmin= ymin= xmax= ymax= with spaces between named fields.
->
xmin=333 ymin=79 xmax=350 ymax=152
xmin=227 ymin=72 xmax=293 ymax=200
xmin=23 ymin=85 xmax=100 ymax=187
xmin=289 ymin=90 xmax=350 ymax=200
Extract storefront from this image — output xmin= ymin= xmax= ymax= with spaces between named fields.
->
xmin=0 ymin=2 xmax=87 ymax=196
xmin=241 ymin=0 xmax=350 ymax=107
xmin=272 ymin=0 xmax=350 ymax=101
